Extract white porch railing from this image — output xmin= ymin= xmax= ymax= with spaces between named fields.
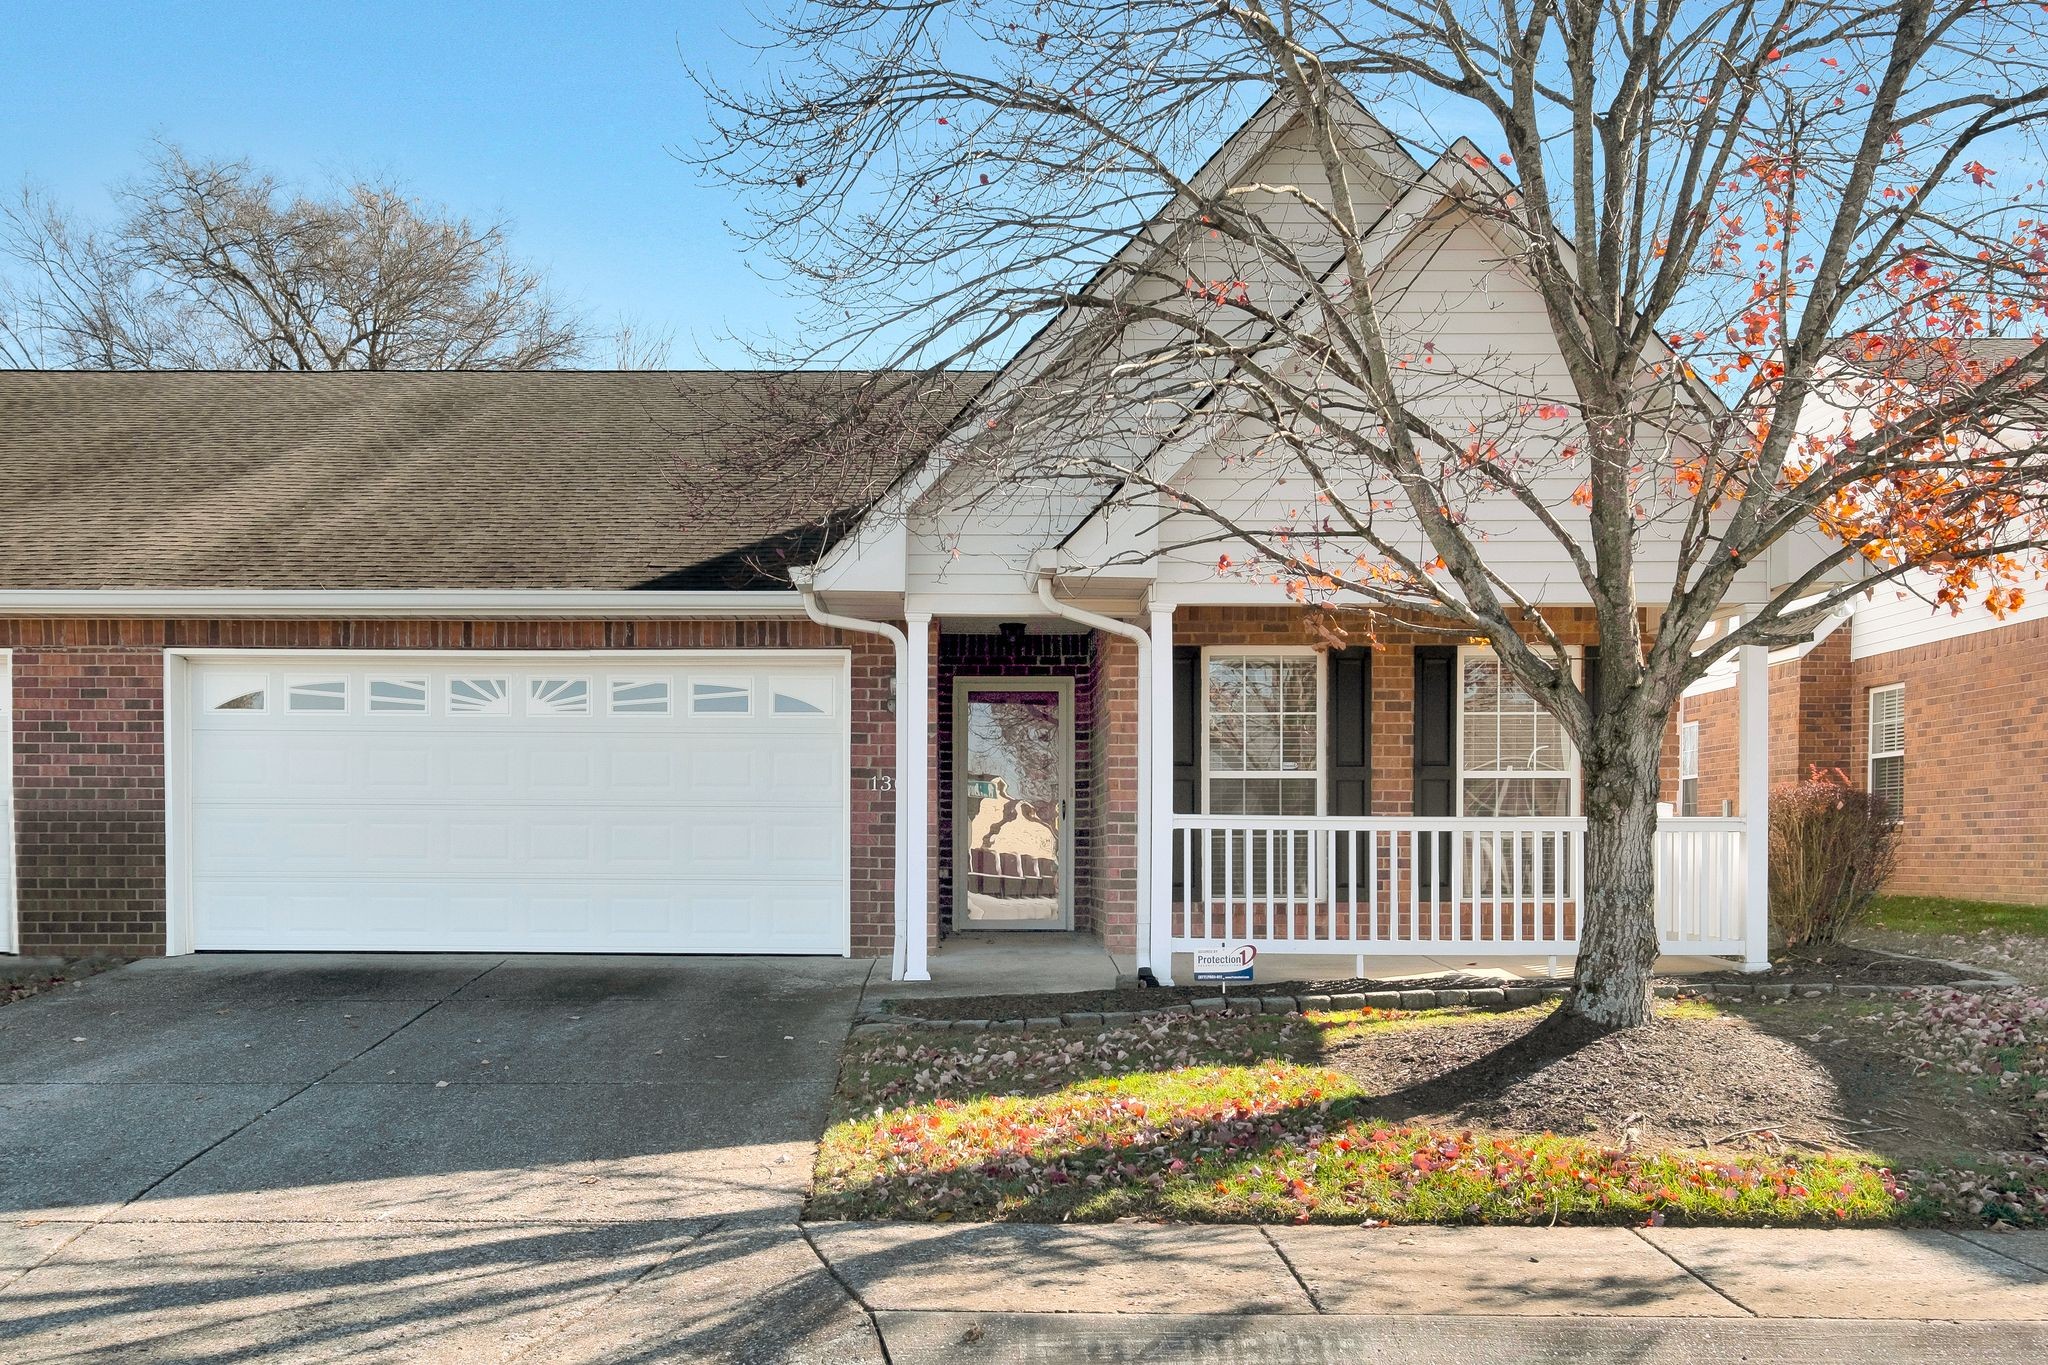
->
xmin=1169 ymin=815 xmax=1749 ymax=960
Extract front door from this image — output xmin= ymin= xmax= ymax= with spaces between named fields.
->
xmin=953 ymin=679 xmax=1073 ymax=930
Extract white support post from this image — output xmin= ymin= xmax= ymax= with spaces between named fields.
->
xmin=1737 ymin=643 xmax=1771 ymax=972
xmin=1147 ymin=605 xmax=1177 ymax=985
xmin=902 ymin=612 xmax=933 ymax=982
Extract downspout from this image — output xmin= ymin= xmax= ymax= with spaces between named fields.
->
xmin=792 ymin=570 xmax=914 ymax=982
xmin=1033 ymin=568 xmax=1156 ymax=982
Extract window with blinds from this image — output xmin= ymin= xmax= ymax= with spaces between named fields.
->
xmin=1678 ymin=721 xmax=1700 ymax=817
xmin=1868 ymin=684 xmax=1905 ymax=820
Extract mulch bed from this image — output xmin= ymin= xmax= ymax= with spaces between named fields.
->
xmin=1669 ymin=944 xmax=1990 ymax=986
xmin=1326 ymin=1003 xmax=2029 ymax=1163
xmin=883 ymin=945 xmax=1986 ymax=1021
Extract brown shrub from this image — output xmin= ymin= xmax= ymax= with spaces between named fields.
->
xmin=1768 ymin=770 xmax=1901 ymax=951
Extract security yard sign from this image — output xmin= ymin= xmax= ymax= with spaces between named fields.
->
xmin=1193 ymin=944 xmax=1257 ymax=984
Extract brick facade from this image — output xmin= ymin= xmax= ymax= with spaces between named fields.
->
xmin=0 ymin=617 xmax=899 ymax=959
xmin=929 ymin=628 xmax=1141 ymax=956
xmin=1675 ymin=617 xmax=2048 ymax=906
xmin=3 ymin=603 xmax=1718 ymax=965
xmin=1673 ymin=627 xmax=1854 ymax=819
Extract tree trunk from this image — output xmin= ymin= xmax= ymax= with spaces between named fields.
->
xmin=1565 ymin=717 xmax=1666 ymax=1028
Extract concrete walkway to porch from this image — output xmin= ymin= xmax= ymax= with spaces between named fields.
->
xmin=811 ymin=1222 xmax=2048 ymax=1362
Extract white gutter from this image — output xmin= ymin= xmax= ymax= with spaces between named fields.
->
xmin=792 ymin=571 xmax=927 ymax=982
xmin=0 ymin=589 xmax=810 ymax=619
xmin=1034 ymin=570 xmax=1158 ymax=981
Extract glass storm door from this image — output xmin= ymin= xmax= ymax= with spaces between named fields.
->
xmin=956 ymin=683 xmax=1072 ymax=930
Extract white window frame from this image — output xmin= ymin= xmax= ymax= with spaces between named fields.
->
xmin=688 ymin=675 xmax=755 ymax=717
xmin=524 ymin=675 xmax=594 ymax=718
xmin=1453 ymin=645 xmax=1582 ymax=817
xmin=1678 ymin=720 xmax=1701 ymax=818
xmin=607 ymin=675 xmax=674 ymax=717
xmin=1196 ymin=646 xmax=1326 ymax=816
xmin=365 ymin=676 xmax=431 ymax=715
xmin=283 ymin=674 xmax=352 ymax=716
xmin=1868 ymin=683 xmax=1905 ymax=819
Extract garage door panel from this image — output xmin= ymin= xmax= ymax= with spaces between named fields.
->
xmin=187 ymin=657 xmax=850 ymax=954
xmin=194 ymin=875 xmax=844 ymax=952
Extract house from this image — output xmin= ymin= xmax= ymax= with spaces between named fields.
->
xmin=0 ymin=102 xmax=1822 ymax=982
xmin=1670 ymin=578 xmax=2048 ymax=906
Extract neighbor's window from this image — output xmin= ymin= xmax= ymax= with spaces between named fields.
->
xmin=1203 ymin=652 xmax=1319 ymax=815
xmin=1868 ymin=684 xmax=1905 ymax=819
xmin=1459 ymin=652 xmax=1575 ymax=817
xmin=1678 ymin=721 xmax=1701 ymax=818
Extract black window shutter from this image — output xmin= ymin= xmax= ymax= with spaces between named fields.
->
xmin=1326 ymin=647 xmax=1372 ymax=816
xmin=1580 ymin=645 xmax=1601 ymax=802
xmin=1413 ymin=646 xmax=1457 ymax=895
xmin=1412 ymin=646 xmax=1458 ymax=816
xmin=1171 ymin=645 xmax=1202 ymax=814
xmin=1171 ymin=645 xmax=1202 ymax=902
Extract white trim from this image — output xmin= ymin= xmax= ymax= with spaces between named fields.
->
xmin=1146 ymin=606 xmax=1176 ymax=984
xmin=1453 ymin=646 xmax=1582 ymax=817
xmin=1867 ymin=682 xmax=1906 ymax=817
xmin=0 ymin=649 xmax=14 ymax=955
xmin=164 ymin=652 xmax=194 ymax=955
xmin=903 ymin=612 xmax=933 ymax=981
xmin=1196 ymin=646 xmax=1327 ymax=817
xmin=0 ymin=590 xmax=808 ymax=619
xmin=1737 ymin=644 xmax=1771 ymax=972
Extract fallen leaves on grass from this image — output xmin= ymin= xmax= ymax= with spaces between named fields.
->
xmin=814 ymin=1009 xmax=1904 ymax=1227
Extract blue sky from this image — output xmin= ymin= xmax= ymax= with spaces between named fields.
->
xmin=0 ymin=1 xmax=790 ymax=366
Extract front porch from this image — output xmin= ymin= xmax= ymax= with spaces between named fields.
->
xmin=888 ymin=604 xmax=1774 ymax=985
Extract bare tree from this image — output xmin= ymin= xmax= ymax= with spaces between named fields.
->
xmin=697 ymin=0 xmax=2048 ymax=1025
xmin=1 ymin=144 xmax=584 ymax=369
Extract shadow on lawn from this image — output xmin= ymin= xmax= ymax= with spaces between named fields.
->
xmin=817 ymin=1005 xmax=1939 ymax=1228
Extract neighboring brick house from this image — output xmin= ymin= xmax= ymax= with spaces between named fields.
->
xmin=0 ymin=97 xmax=1813 ymax=981
xmin=1669 ymin=585 xmax=2048 ymax=907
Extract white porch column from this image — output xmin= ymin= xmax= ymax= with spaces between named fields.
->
xmin=1737 ymin=642 xmax=1771 ymax=972
xmin=1147 ymin=605 xmax=1177 ymax=985
xmin=902 ymin=611 xmax=933 ymax=982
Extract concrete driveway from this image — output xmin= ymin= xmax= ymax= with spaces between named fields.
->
xmin=0 ymin=954 xmax=883 ymax=1363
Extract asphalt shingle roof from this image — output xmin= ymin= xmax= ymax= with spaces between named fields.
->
xmin=0 ymin=370 xmax=980 ymax=592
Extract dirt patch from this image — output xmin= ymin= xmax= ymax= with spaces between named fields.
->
xmin=1672 ymin=944 xmax=1989 ymax=986
xmin=2 ymin=957 xmax=121 ymax=1007
xmin=1332 ymin=1002 xmax=2029 ymax=1164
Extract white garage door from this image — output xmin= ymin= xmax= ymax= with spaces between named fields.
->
xmin=184 ymin=655 xmax=849 ymax=953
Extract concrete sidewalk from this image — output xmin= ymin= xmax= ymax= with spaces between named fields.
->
xmin=806 ymin=1222 xmax=2048 ymax=1363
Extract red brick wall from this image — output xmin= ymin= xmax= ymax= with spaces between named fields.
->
xmin=0 ymin=617 xmax=899 ymax=959
xmin=1847 ymin=617 xmax=2048 ymax=904
xmin=1674 ymin=618 xmax=2048 ymax=906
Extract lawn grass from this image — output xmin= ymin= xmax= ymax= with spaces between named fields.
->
xmin=813 ymin=1004 xmax=1914 ymax=1227
xmin=1869 ymin=894 xmax=2048 ymax=938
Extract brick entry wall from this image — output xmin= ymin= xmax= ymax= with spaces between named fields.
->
xmin=0 ymin=618 xmax=899 ymax=959
xmin=1673 ymin=626 xmax=1853 ymax=817
xmin=934 ymin=629 xmax=1146 ymax=948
